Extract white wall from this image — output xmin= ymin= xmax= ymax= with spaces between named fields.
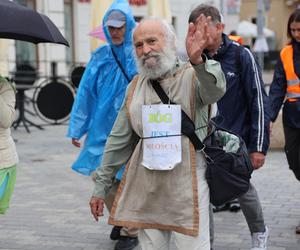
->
xmin=74 ymin=1 xmax=91 ymax=64
xmin=35 ymin=0 xmax=67 ymax=77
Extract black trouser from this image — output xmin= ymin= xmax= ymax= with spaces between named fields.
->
xmin=283 ymin=125 xmax=300 ymax=181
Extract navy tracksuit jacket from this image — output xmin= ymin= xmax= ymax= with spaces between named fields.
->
xmin=209 ymin=34 xmax=270 ymax=154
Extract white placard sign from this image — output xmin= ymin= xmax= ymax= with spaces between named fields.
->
xmin=142 ymin=104 xmax=182 ymax=170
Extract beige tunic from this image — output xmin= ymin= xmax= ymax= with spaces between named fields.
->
xmin=93 ymin=60 xmax=226 ymax=236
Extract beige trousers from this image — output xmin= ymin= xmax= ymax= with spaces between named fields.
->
xmin=138 ymin=152 xmax=210 ymax=250
xmin=105 ymin=179 xmax=139 ymax=237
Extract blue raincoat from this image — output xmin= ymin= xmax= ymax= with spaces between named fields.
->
xmin=67 ymin=0 xmax=137 ymax=179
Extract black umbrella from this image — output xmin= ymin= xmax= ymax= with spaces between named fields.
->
xmin=0 ymin=0 xmax=69 ymax=46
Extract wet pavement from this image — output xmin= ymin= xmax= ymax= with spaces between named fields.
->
xmin=0 ymin=121 xmax=299 ymax=250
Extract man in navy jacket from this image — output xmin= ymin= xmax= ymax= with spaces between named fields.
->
xmin=188 ymin=4 xmax=270 ymax=250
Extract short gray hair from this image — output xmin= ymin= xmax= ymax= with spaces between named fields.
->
xmin=189 ymin=4 xmax=222 ymax=24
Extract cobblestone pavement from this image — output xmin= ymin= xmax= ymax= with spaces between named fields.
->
xmin=0 ymin=125 xmax=299 ymax=250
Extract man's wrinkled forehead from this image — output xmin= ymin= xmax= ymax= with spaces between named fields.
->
xmin=133 ymin=20 xmax=165 ymax=42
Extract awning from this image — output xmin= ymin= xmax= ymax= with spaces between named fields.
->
xmin=129 ymin=0 xmax=147 ymax=5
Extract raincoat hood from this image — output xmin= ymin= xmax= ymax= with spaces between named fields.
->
xmin=67 ymin=0 xmax=137 ymax=178
xmin=103 ymin=0 xmax=136 ymax=49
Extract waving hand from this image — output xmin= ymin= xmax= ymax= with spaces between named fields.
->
xmin=186 ymin=14 xmax=212 ymax=65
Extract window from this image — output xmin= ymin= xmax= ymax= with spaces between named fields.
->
xmin=64 ymin=0 xmax=74 ymax=65
xmin=15 ymin=0 xmax=37 ymax=68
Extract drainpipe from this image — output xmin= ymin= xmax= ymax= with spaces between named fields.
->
xmin=220 ymin=0 xmax=224 ymax=15
xmin=256 ymin=0 xmax=264 ymax=70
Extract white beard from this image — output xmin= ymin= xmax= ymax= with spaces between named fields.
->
xmin=136 ymin=46 xmax=177 ymax=79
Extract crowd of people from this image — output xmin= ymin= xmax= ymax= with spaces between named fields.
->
xmin=1 ymin=0 xmax=300 ymax=250
xmin=67 ymin=2 xmax=300 ymax=250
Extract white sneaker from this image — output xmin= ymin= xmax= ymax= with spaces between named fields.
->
xmin=251 ymin=226 xmax=269 ymax=250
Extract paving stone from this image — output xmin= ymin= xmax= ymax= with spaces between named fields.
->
xmin=0 ymin=122 xmax=299 ymax=250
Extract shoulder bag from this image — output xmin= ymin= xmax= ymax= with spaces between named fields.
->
xmin=150 ymin=79 xmax=253 ymax=206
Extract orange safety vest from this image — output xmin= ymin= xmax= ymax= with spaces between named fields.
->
xmin=280 ymin=45 xmax=300 ymax=102
xmin=228 ymin=35 xmax=244 ymax=45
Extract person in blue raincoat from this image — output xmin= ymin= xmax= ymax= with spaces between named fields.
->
xmin=67 ymin=1 xmax=138 ymax=249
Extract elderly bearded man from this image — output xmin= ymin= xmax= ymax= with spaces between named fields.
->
xmin=89 ymin=17 xmax=226 ymax=250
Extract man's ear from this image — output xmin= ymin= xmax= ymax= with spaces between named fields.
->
xmin=217 ymin=23 xmax=225 ymax=32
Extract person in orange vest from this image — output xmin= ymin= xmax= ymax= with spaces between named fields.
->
xmin=269 ymin=9 xmax=300 ymax=235
xmin=228 ymin=30 xmax=244 ymax=45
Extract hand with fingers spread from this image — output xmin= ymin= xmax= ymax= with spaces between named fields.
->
xmin=186 ymin=14 xmax=212 ymax=65
xmin=89 ymin=196 xmax=105 ymax=221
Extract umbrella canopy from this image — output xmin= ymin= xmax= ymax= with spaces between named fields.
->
xmin=129 ymin=0 xmax=147 ymax=5
xmin=237 ymin=20 xmax=275 ymax=38
xmin=0 ymin=0 xmax=69 ymax=46
xmin=88 ymin=25 xmax=106 ymax=42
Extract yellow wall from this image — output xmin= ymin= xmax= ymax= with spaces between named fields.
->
xmin=265 ymin=0 xmax=291 ymax=48
xmin=240 ymin=0 xmax=296 ymax=50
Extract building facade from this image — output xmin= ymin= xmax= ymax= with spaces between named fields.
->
xmin=2 ymin=0 xmax=233 ymax=78
xmin=240 ymin=0 xmax=300 ymax=50
xmin=6 ymin=0 xmax=297 ymax=78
